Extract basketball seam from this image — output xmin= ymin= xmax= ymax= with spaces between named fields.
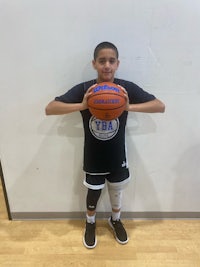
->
xmin=88 ymin=104 xmax=126 ymax=111
xmin=88 ymin=92 xmax=125 ymax=98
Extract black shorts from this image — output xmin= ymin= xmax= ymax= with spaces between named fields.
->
xmin=83 ymin=168 xmax=130 ymax=190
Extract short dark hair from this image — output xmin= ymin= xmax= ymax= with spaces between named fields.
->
xmin=93 ymin=41 xmax=119 ymax=60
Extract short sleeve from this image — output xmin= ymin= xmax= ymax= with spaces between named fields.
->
xmin=55 ymin=83 xmax=85 ymax=103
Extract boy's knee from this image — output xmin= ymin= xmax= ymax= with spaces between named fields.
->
xmin=86 ymin=189 xmax=102 ymax=211
xmin=107 ymin=182 xmax=124 ymax=210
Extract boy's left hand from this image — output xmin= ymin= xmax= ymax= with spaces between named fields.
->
xmin=118 ymin=85 xmax=130 ymax=111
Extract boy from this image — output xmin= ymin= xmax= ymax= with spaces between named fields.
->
xmin=45 ymin=41 xmax=165 ymax=249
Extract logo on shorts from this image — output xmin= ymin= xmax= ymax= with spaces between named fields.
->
xmin=89 ymin=116 xmax=119 ymax=141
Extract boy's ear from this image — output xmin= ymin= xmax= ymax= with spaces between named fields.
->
xmin=92 ymin=60 xmax=96 ymax=69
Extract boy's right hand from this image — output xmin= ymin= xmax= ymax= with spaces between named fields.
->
xmin=81 ymin=84 xmax=97 ymax=110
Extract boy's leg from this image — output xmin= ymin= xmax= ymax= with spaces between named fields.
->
xmin=83 ymin=188 xmax=101 ymax=249
xmin=107 ymin=182 xmax=129 ymax=244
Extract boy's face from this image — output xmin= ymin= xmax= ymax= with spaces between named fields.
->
xmin=92 ymin=48 xmax=119 ymax=83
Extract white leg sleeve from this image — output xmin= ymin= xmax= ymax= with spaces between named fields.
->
xmin=107 ymin=182 xmax=124 ymax=210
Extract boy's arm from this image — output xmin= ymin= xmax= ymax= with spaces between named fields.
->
xmin=127 ymin=98 xmax=165 ymax=113
xmin=45 ymin=101 xmax=85 ymax=115
xmin=119 ymin=85 xmax=165 ymax=114
xmin=45 ymin=84 xmax=95 ymax=115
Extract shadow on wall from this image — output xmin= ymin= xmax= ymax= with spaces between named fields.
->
xmin=125 ymin=112 xmax=161 ymax=212
xmin=55 ymin=113 xmax=88 ymax=210
xmin=126 ymin=112 xmax=158 ymax=136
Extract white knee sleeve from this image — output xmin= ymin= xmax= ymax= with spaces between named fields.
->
xmin=107 ymin=182 xmax=124 ymax=210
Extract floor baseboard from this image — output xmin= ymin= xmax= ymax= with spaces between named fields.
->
xmin=10 ymin=211 xmax=200 ymax=220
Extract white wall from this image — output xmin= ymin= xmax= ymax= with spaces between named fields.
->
xmin=0 ymin=0 xmax=200 ymax=217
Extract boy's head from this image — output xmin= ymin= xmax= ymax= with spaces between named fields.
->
xmin=93 ymin=41 xmax=120 ymax=83
xmin=93 ymin=42 xmax=119 ymax=60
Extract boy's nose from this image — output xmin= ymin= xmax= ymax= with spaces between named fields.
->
xmin=105 ymin=61 xmax=110 ymax=67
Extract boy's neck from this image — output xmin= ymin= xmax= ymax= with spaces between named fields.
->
xmin=96 ymin=78 xmax=115 ymax=83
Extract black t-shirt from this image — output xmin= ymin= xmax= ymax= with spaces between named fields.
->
xmin=55 ymin=78 xmax=156 ymax=173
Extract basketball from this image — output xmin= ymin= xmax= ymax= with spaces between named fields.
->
xmin=87 ymin=82 xmax=126 ymax=121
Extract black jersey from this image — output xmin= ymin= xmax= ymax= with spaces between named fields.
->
xmin=55 ymin=78 xmax=156 ymax=173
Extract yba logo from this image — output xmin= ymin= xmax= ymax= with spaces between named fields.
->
xmin=89 ymin=116 xmax=119 ymax=141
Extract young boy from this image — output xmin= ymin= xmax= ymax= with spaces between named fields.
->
xmin=45 ymin=41 xmax=165 ymax=249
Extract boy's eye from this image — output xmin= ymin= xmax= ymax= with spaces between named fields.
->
xmin=109 ymin=59 xmax=116 ymax=64
xmin=99 ymin=59 xmax=106 ymax=64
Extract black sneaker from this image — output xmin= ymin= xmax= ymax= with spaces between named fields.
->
xmin=83 ymin=221 xmax=97 ymax=249
xmin=108 ymin=217 xmax=129 ymax=244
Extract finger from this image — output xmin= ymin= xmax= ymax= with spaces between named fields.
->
xmin=88 ymin=83 xmax=97 ymax=91
xmin=118 ymin=85 xmax=127 ymax=95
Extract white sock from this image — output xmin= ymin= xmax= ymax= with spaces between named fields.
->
xmin=86 ymin=213 xmax=96 ymax=224
xmin=112 ymin=211 xmax=121 ymax=221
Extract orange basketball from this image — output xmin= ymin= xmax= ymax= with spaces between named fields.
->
xmin=87 ymin=82 xmax=126 ymax=121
